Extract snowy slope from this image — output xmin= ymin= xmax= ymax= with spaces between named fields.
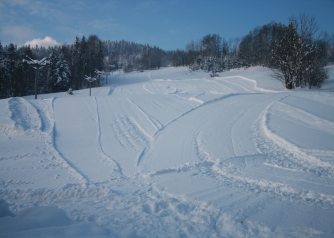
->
xmin=0 ymin=66 xmax=334 ymax=237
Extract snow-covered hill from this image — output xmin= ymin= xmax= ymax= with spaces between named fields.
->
xmin=1 ymin=66 xmax=334 ymax=237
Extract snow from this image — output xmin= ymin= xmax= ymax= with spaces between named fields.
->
xmin=0 ymin=66 xmax=334 ymax=237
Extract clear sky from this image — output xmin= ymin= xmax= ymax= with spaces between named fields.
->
xmin=1 ymin=0 xmax=333 ymax=51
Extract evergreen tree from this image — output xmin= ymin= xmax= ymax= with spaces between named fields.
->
xmin=0 ymin=42 xmax=4 ymax=98
xmin=87 ymin=35 xmax=104 ymax=86
xmin=55 ymin=53 xmax=71 ymax=91
xmin=46 ymin=52 xmax=59 ymax=93
xmin=80 ymin=36 xmax=88 ymax=86
xmin=47 ymin=52 xmax=71 ymax=92
xmin=1 ymin=43 xmax=17 ymax=97
xmin=0 ymin=59 xmax=4 ymax=97
xmin=0 ymin=42 xmax=4 ymax=59
xmin=71 ymin=36 xmax=81 ymax=90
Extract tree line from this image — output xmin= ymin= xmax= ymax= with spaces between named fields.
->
xmin=104 ymin=40 xmax=169 ymax=72
xmin=0 ymin=35 xmax=104 ymax=98
xmin=1 ymin=14 xmax=334 ymax=99
xmin=0 ymin=34 xmax=171 ymax=99
xmin=183 ymin=14 xmax=334 ymax=89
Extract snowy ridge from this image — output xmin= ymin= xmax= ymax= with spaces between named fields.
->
xmin=150 ymin=158 xmax=334 ymax=207
xmin=218 ymin=75 xmax=279 ymax=93
xmin=220 ymin=77 xmax=255 ymax=93
xmin=256 ymin=101 xmax=334 ymax=178
xmin=274 ymin=101 xmax=334 ymax=136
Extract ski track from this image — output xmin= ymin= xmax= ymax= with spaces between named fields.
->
xmin=1 ymin=66 xmax=334 ymax=237
xmin=128 ymin=98 xmax=162 ymax=131
xmin=149 ymin=156 xmax=334 ymax=208
xmin=142 ymin=83 xmax=154 ymax=94
xmin=8 ymin=97 xmax=41 ymax=131
xmin=94 ymin=97 xmax=124 ymax=176
xmin=146 ymin=91 xmax=334 ymax=209
xmin=7 ymin=97 xmax=89 ymax=183
xmin=211 ymin=80 xmax=237 ymax=93
xmin=255 ymin=100 xmax=334 ymax=178
xmin=49 ymin=98 xmax=89 ymax=182
xmin=28 ymin=99 xmax=52 ymax=133
xmin=218 ymin=75 xmax=278 ymax=93
xmin=136 ymin=92 xmax=279 ymax=175
xmin=222 ymin=78 xmax=255 ymax=93
xmin=52 ymin=97 xmax=125 ymax=182
xmin=135 ymin=93 xmax=242 ymax=168
xmin=135 ymin=82 xmax=334 ymax=229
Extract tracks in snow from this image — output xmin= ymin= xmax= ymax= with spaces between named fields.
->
xmin=135 ymin=93 xmax=281 ymax=172
xmin=53 ymin=97 xmax=123 ymax=182
xmin=254 ymin=97 xmax=334 ymax=179
xmin=94 ymin=97 xmax=124 ymax=176
xmin=133 ymin=87 xmax=334 ymax=209
xmin=81 ymin=82 xmax=334 ymax=211
xmin=29 ymin=98 xmax=89 ymax=183
xmin=1 ymin=97 xmax=88 ymax=185
xmin=2 ymin=70 xmax=334 ymax=236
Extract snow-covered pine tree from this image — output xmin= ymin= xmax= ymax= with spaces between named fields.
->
xmin=55 ymin=53 xmax=71 ymax=90
xmin=1 ymin=43 xmax=17 ymax=98
xmin=47 ymin=52 xmax=71 ymax=93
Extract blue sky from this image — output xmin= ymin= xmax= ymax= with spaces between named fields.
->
xmin=1 ymin=0 xmax=333 ymax=50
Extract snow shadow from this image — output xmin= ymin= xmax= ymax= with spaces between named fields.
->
xmin=0 ymin=199 xmax=110 ymax=237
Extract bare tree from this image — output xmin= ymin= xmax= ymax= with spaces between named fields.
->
xmin=271 ymin=14 xmax=328 ymax=89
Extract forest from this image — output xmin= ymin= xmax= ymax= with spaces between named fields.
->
xmin=1 ymin=14 xmax=334 ymax=99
